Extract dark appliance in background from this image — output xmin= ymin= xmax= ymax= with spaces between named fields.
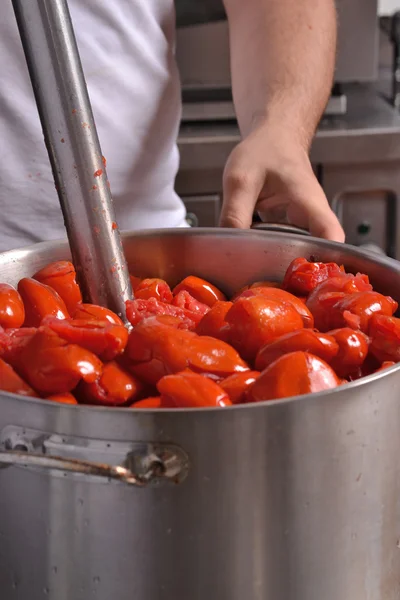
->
xmin=174 ymin=1 xmax=400 ymax=261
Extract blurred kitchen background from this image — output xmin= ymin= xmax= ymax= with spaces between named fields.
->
xmin=174 ymin=0 xmax=400 ymax=259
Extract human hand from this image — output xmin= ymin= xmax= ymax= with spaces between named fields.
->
xmin=219 ymin=124 xmax=345 ymax=242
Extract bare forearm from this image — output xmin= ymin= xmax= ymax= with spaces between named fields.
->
xmin=223 ymin=0 xmax=337 ymax=146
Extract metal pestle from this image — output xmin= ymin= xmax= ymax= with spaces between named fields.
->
xmin=12 ymin=0 xmax=133 ymax=319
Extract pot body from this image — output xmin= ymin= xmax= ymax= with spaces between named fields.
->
xmin=0 ymin=229 xmax=399 ymax=600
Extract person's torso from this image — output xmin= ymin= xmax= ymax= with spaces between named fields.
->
xmin=0 ymin=0 xmax=185 ymax=251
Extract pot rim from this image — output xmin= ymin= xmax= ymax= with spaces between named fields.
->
xmin=1 ymin=227 xmax=398 ymax=414
xmin=3 ymin=226 xmax=400 ymax=272
xmin=0 ymin=361 xmax=398 ymax=413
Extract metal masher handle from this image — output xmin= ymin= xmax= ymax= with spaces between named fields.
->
xmin=12 ymin=0 xmax=132 ymax=319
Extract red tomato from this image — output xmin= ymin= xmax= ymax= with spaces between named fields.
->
xmin=196 ymin=301 xmax=232 ymax=342
xmin=236 ymin=287 xmax=314 ymax=328
xmin=307 ymin=274 xmax=396 ymax=331
xmin=126 ymin=297 xmax=204 ymax=330
xmin=47 ymin=392 xmax=78 ymax=405
xmin=126 ymin=316 xmax=249 ymax=385
xmin=157 ymin=371 xmax=232 ymax=408
xmin=173 ymin=276 xmax=226 ymax=307
xmin=79 ymin=361 xmax=144 ymax=406
xmin=249 ymin=281 xmax=282 ymax=290
xmin=0 ymin=284 xmax=25 ymax=329
xmin=0 ymin=358 xmax=37 ymax=396
xmin=335 ymin=292 xmax=396 ymax=333
xmin=347 ymin=354 xmax=381 ymax=381
xmin=18 ymin=278 xmax=70 ymax=327
xmin=283 ymin=258 xmax=346 ymax=295
xmin=369 ymin=314 xmax=400 ymax=363
xmin=128 ymin=314 xmax=184 ymax=331
xmin=134 ymin=278 xmax=173 ymax=303
xmin=220 ymin=371 xmax=260 ymax=404
xmin=42 ymin=316 xmax=128 ymax=361
xmin=0 ymin=327 xmax=37 ymax=367
xmin=171 ymin=291 xmax=210 ymax=319
xmin=225 ymin=295 xmax=304 ymax=363
xmin=307 ymin=274 xmax=371 ymax=298
xmin=375 ymin=361 xmax=396 ymax=373
xmin=73 ymin=303 xmax=123 ymax=325
xmin=231 ymin=285 xmax=249 ymax=301
xmin=129 ymin=275 xmax=142 ymax=292
xmin=248 ymin=351 xmax=340 ymax=402
xmin=327 ymin=328 xmax=369 ymax=378
xmin=255 ymin=329 xmax=338 ymax=371
xmin=33 ymin=261 xmax=82 ymax=315
xmin=306 ymin=274 xmax=374 ymax=331
xmin=130 ymin=396 xmax=162 ymax=409
xmin=17 ymin=327 xmax=102 ymax=395
xmin=231 ymin=281 xmax=282 ymax=301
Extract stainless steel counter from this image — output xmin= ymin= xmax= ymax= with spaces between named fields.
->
xmin=178 ymin=84 xmax=400 ymax=174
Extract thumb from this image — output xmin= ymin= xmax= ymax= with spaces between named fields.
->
xmin=220 ymin=165 xmax=264 ymax=229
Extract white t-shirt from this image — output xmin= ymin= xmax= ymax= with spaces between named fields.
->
xmin=0 ymin=0 xmax=187 ymax=252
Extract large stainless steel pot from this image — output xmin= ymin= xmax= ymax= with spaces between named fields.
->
xmin=0 ymin=229 xmax=399 ymax=600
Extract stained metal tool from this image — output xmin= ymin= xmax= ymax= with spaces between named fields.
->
xmin=12 ymin=0 xmax=133 ymax=319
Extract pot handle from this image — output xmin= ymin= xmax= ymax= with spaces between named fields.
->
xmin=0 ymin=447 xmax=188 ymax=487
xmin=251 ymin=222 xmax=311 ymax=236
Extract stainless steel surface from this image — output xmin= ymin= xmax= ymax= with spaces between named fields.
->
xmin=251 ymin=223 xmax=311 ymax=236
xmin=176 ymin=0 xmax=379 ymax=96
xmin=0 ymin=229 xmax=399 ymax=600
xmin=0 ymin=426 xmax=189 ymax=487
xmin=359 ymin=243 xmax=388 ymax=255
xmin=12 ymin=0 xmax=132 ymax=318
xmin=326 ymin=93 xmax=348 ymax=115
xmin=322 ymin=161 xmax=400 ymax=258
xmin=175 ymin=0 xmax=225 ymax=28
xmin=178 ymin=86 xmax=400 ymax=172
xmin=181 ymin=95 xmax=348 ymax=123
xmin=0 ymin=451 xmax=151 ymax=485
xmin=330 ymin=178 xmax=395 ymax=255
xmin=182 ymin=194 xmax=221 ymax=226
xmin=389 ymin=12 xmax=400 ymax=107
xmin=182 ymin=100 xmax=236 ymax=122
xmin=335 ymin=0 xmax=380 ymax=82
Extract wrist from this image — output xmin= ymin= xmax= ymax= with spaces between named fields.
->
xmin=243 ymin=119 xmax=313 ymax=169
xmin=247 ymin=111 xmax=315 ymax=153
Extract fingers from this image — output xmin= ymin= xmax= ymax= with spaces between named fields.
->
xmin=219 ymin=142 xmax=345 ymax=243
xmin=309 ymin=209 xmax=345 ymax=243
xmin=219 ymin=158 xmax=265 ymax=229
xmin=294 ymin=180 xmax=345 ymax=243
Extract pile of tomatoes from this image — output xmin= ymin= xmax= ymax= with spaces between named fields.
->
xmin=0 ymin=257 xmax=399 ymax=409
